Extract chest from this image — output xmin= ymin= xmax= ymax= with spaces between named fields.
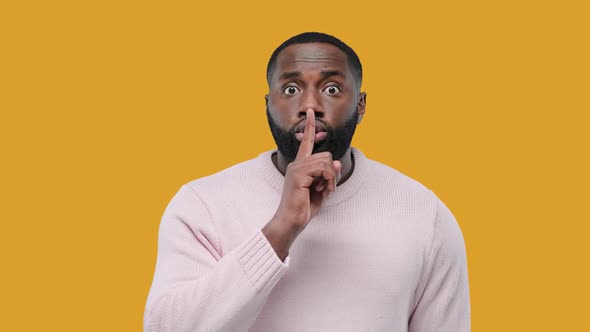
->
xmin=253 ymin=204 xmax=429 ymax=330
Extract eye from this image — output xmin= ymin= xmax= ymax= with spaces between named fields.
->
xmin=282 ymin=86 xmax=300 ymax=95
xmin=323 ymin=85 xmax=341 ymax=95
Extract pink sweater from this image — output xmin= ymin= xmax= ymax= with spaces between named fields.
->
xmin=144 ymin=148 xmax=470 ymax=331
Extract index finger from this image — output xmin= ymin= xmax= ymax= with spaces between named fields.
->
xmin=296 ymin=109 xmax=315 ymax=159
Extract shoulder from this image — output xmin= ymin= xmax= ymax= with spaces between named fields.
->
xmin=360 ymin=152 xmax=465 ymax=255
xmin=354 ymin=149 xmax=441 ymax=217
xmin=367 ymin=158 xmax=431 ymax=193
xmin=184 ymin=154 xmax=262 ymax=195
xmin=180 ymin=150 xmax=282 ymax=203
xmin=361 ymin=153 xmax=434 ymax=200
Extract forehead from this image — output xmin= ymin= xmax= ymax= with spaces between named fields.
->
xmin=274 ymin=43 xmax=351 ymax=78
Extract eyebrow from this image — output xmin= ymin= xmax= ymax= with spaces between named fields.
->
xmin=278 ymin=70 xmax=346 ymax=81
xmin=320 ymin=70 xmax=345 ymax=79
xmin=279 ymin=71 xmax=301 ymax=80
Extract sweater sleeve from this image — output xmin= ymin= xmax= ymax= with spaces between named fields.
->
xmin=409 ymin=197 xmax=471 ymax=332
xmin=144 ymin=185 xmax=288 ymax=332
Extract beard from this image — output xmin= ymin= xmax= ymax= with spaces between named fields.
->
xmin=266 ymin=106 xmax=359 ymax=163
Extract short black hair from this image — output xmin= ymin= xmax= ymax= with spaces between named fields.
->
xmin=266 ymin=32 xmax=363 ymax=89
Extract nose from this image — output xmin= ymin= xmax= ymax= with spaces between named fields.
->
xmin=297 ymin=89 xmax=323 ymax=118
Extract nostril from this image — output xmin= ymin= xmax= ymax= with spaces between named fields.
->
xmin=298 ymin=110 xmax=324 ymax=118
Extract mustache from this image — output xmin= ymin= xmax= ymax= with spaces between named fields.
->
xmin=291 ymin=118 xmax=331 ymax=134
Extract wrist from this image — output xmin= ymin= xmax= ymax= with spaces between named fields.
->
xmin=262 ymin=216 xmax=301 ymax=261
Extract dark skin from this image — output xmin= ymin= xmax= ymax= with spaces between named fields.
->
xmin=262 ymin=43 xmax=367 ymax=260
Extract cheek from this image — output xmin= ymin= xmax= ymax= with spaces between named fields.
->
xmin=269 ymin=95 xmax=299 ymax=116
xmin=323 ymin=97 xmax=356 ymax=121
xmin=268 ymin=99 xmax=297 ymax=127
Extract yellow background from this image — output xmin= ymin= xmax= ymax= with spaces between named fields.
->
xmin=1 ymin=0 xmax=588 ymax=330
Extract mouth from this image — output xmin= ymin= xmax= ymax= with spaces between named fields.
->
xmin=295 ymin=131 xmax=328 ymax=143
xmin=294 ymin=120 xmax=328 ymax=143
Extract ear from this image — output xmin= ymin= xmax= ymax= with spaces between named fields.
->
xmin=356 ymin=92 xmax=367 ymax=124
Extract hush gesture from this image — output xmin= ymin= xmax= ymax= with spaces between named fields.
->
xmin=262 ymin=109 xmax=342 ymax=260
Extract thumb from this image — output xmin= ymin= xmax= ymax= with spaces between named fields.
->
xmin=333 ymin=160 xmax=342 ymax=186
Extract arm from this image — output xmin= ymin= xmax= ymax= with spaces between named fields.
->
xmin=145 ymin=109 xmax=340 ymax=331
xmin=143 ymin=185 xmax=288 ymax=332
xmin=409 ymin=198 xmax=471 ymax=332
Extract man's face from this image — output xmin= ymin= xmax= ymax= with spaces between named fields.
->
xmin=266 ymin=43 xmax=366 ymax=163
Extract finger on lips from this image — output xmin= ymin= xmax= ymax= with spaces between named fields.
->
xmin=296 ymin=109 xmax=316 ymax=160
xmin=293 ymin=109 xmax=340 ymax=197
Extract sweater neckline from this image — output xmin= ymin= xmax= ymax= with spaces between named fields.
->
xmin=253 ymin=148 xmax=369 ymax=207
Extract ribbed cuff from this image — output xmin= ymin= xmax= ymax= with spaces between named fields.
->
xmin=237 ymin=231 xmax=288 ymax=294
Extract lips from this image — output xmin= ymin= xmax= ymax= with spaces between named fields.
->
xmin=293 ymin=120 xmax=329 ymax=143
xmin=295 ymin=131 xmax=327 ymax=143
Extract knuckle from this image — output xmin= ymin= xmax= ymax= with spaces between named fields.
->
xmin=321 ymin=160 xmax=332 ymax=169
xmin=286 ymin=162 xmax=297 ymax=172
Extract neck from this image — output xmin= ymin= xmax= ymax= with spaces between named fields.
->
xmin=273 ymin=148 xmax=355 ymax=186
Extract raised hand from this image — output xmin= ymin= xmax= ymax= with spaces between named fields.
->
xmin=263 ymin=109 xmax=342 ymax=260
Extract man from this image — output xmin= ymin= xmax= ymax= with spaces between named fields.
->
xmin=144 ymin=32 xmax=470 ymax=331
